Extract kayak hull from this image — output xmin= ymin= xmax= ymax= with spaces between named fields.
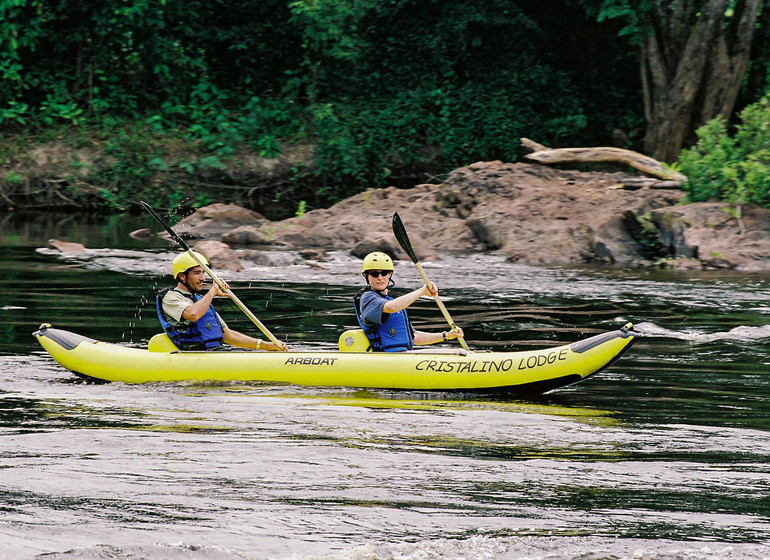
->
xmin=33 ymin=324 xmax=637 ymax=393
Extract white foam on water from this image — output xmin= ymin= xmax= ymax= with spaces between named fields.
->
xmin=635 ymin=321 xmax=770 ymax=343
xmin=23 ymin=538 xmax=770 ymax=560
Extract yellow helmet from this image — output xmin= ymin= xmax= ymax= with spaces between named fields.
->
xmin=172 ymin=251 xmax=208 ymax=278
xmin=361 ymin=251 xmax=394 ymax=273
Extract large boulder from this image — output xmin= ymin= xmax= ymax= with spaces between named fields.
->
xmin=432 ymin=162 xmax=683 ymax=265
xmin=172 ymin=203 xmax=265 ymax=239
xmin=645 ymin=203 xmax=770 ymax=270
xmin=165 ymin=161 xmax=770 ymax=271
xmin=192 ymin=240 xmax=243 ymax=272
xmin=235 ymin=184 xmax=469 ymax=260
xmin=221 ymin=225 xmax=274 ymax=246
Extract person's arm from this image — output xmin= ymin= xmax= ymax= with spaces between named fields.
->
xmin=382 ymin=282 xmax=437 ymax=314
xmin=223 ymin=326 xmax=288 ymax=351
xmin=181 ymin=284 xmax=225 ymax=322
xmin=360 ymin=291 xmax=388 ymax=325
xmin=178 ymin=283 xmax=288 ymax=351
xmin=413 ymin=326 xmax=464 ymax=346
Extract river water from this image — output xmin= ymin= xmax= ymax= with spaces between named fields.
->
xmin=1 ymin=213 xmax=769 ymax=559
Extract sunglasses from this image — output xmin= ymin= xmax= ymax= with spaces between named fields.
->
xmin=367 ymin=270 xmax=392 ymax=278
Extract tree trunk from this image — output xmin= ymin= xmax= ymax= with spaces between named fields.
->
xmin=642 ymin=0 xmax=761 ymax=163
xmin=742 ymin=1 xmax=770 ymax=105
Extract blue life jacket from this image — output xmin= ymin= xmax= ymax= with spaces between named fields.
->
xmin=354 ymin=288 xmax=414 ymax=352
xmin=156 ymin=287 xmax=224 ymax=350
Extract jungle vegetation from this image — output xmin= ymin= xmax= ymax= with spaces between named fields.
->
xmin=1 ymin=0 xmax=769 ymax=216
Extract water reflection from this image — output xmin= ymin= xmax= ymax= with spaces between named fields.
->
xmin=0 ymin=210 xmax=166 ymax=249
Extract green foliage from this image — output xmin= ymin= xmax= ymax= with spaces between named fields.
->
xmin=4 ymin=170 xmax=23 ymax=187
xmin=679 ymin=96 xmax=770 ymax=207
xmin=309 ymin=65 xmax=587 ymax=201
xmin=595 ymin=0 xmax=656 ymax=41
xmin=0 ymin=0 xmax=758 ymax=214
xmin=634 ymin=212 xmax=665 ymax=259
xmin=303 ymin=0 xmax=598 ymax=200
xmin=287 ymin=0 xmax=377 ymax=108
xmin=0 ymin=0 xmax=300 ymax=125
xmin=295 ymin=200 xmax=307 ymax=217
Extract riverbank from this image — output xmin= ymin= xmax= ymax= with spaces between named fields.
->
xmin=0 ymin=132 xmax=325 ymax=220
xmin=159 ymin=160 xmax=770 ymax=272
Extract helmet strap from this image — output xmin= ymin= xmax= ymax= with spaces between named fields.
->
xmin=178 ymin=271 xmax=200 ymax=294
xmin=362 ymin=272 xmax=395 ymax=293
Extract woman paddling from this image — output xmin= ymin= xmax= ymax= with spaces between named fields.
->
xmin=157 ymin=252 xmax=288 ymax=352
xmin=354 ymin=252 xmax=463 ymax=352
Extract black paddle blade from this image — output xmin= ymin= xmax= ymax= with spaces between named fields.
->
xmin=392 ymin=212 xmax=419 ymax=263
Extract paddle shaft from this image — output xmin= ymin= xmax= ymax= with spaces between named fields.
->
xmin=392 ymin=212 xmax=470 ymax=351
xmin=141 ymin=201 xmax=283 ymax=347
xmin=412 ymin=261 xmax=470 ymax=351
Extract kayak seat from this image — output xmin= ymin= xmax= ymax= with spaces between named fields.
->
xmin=148 ymin=333 xmax=180 ymax=353
xmin=338 ymin=329 xmax=371 ymax=352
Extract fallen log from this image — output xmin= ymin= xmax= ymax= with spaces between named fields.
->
xmin=521 ymin=138 xmax=687 ymax=183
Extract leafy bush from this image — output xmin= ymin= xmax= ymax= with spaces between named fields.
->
xmin=679 ymin=96 xmax=770 ymax=207
xmin=309 ymin=65 xmax=587 ymax=202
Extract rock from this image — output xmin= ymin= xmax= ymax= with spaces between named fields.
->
xmin=298 ymin=249 xmax=328 ymax=262
xmin=438 ymin=162 xmax=683 ymax=266
xmin=129 ymin=228 xmax=154 ymax=239
xmin=193 ymin=240 xmax=243 ymax=272
xmin=221 ymin=225 xmax=274 ymax=246
xmin=645 ymin=203 xmax=770 ymax=271
xmin=48 ymin=239 xmax=86 ymax=253
xmin=305 ymin=260 xmax=329 ymax=270
xmin=656 ymin=257 xmax=704 ymax=270
xmin=465 ymin=218 xmax=504 ymax=250
xmin=236 ymin=249 xmax=298 ymax=267
xmin=173 ymin=204 xmax=264 ymax=239
xmin=351 ymin=237 xmax=402 ymax=260
xmin=165 ymin=161 xmax=770 ymax=271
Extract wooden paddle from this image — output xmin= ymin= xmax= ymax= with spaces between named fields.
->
xmin=392 ymin=212 xmax=470 ymax=351
xmin=141 ymin=201 xmax=284 ymax=348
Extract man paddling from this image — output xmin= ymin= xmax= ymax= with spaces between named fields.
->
xmin=157 ymin=252 xmax=288 ymax=351
xmin=354 ymin=251 xmax=463 ymax=352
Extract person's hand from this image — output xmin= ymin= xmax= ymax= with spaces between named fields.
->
xmin=423 ymin=282 xmax=438 ymax=297
xmin=446 ymin=326 xmax=464 ymax=340
xmin=263 ymin=339 xmax=289 ymax=352
xmin=218 ymin=279 xmax=230 ymax=293
xmin=211 ymin=280 xmax=231 ymax=297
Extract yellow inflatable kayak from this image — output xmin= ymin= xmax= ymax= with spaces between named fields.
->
xmin=33 ymin=323 xmax=636 ymax=393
